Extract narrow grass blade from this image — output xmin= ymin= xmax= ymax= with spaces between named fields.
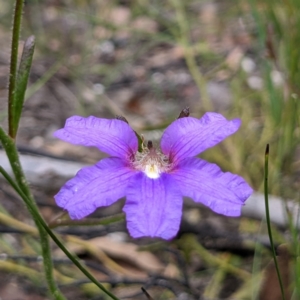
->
xmin=264 ymin=144 xmax=286 ymax=300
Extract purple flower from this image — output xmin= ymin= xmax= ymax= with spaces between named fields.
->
xmin=54 ymin=112 xmax=252 ymax=239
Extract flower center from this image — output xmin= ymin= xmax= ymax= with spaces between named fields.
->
xmin=144 ymin=162 xmax=161 ymax=179
xmin=133 ymin=141 xmax=171 ymax=179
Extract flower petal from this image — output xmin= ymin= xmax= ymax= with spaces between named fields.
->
xmin=54 ymin=116 xmax=138 ymax=158
xmin=54 ymin=157 xmax=136 ymax=219
xmin=172 ymin=157 xmax=253 ymax=216
xmin=123 ymin=173 xmax=183 ymax=239
xmin=161 ymin=112 xmax=241 ymax=162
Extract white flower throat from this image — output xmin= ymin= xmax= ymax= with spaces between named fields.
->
xmin=133 ymin=141 xmax=171 ymax=179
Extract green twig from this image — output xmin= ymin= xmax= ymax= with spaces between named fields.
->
xmin=264 ymin=144 xmax=286 ymax=300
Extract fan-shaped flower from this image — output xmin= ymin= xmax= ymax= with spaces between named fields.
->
xmin=54 ymin=112 xmax=252 ymax=239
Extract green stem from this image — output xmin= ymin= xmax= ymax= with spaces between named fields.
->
xmin=0 ymin=127 xmax=66 ymax=300
xmin=264 ymin=144 xmax=286 ymax=300
xmin=0 ymin=165 xmax=119 ymax=300
xmin=8 ymin=0 xmax=23 ymax=139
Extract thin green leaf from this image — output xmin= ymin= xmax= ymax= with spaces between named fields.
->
xmin=8 ymin=0 xmax=24 ymax=139
xmin=13 ymin=35 xmax=35 ymax=135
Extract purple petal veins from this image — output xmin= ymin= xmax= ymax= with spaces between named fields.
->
xmin=161 ymin=112 xmax=241 ymax=163
xmin=124 ymin=173 xmax=183 ymax=239
xmin=54 ymin=157 xmax=136 ymax=219
xmin=54 ymin=116 xmax=138 ymax=158
xmin=171 ymin=157 xmax=252 ymax=216
xmin=54 ymin=113 xmax=253 ymax=239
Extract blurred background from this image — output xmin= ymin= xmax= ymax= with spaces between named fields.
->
xmin=0 ymin=0 xmax=299 ymax=299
